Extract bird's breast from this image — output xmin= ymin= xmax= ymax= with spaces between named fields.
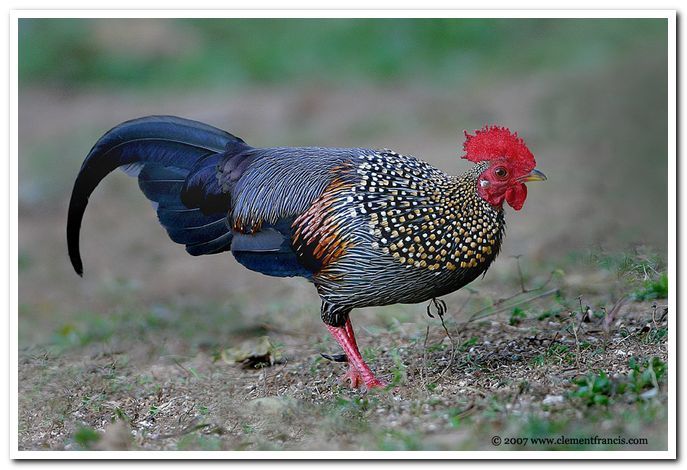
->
xmin=349 ymin=152 xmax=504 ymax=275
xmin=310 ymin=152 xmax=505 ymax=307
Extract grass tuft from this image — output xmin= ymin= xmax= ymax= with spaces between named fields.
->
xmin=570 ymin=357 xmax=667 ymax=406
xmin=72 ymin=426 xmax=101 ymax=449
xmin=631 ymin=273 xmax=668 ymax=301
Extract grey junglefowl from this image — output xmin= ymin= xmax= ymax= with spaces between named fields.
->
xmin=67 ymin=116 xmax=546 ymax=389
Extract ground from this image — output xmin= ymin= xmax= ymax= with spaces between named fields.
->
xmin=17 ymin=38 xmax=669 ymax=450
xmin=18 ymin=252 xmax=668 ymax=451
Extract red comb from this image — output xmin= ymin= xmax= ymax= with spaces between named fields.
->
xmin=462 ymin=125 xmax=535 ymax=172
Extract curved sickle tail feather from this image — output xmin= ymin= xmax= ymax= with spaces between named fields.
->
xmin=67 ymin=115 xmax=248 ymax=276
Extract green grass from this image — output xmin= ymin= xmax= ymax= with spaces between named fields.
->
xmin=643 ymin=327 xmax=668 ymax=344
xmin=377 ymin=429 xmax=425 ymax=451
xmin=536 ymin=306 xmax=565 ymax=321
xmin=176 ymin=434 xmax=223 ymax=451
xmin=570 ymin=357 xmax=667 ymax=406
xmin=72 ymin=426 xmax=101 ymax=449
xmin=544 ymin=343 xmax=574 ymax=366
xmin=19 ymin=18 xmax=667 ymax=90
xmin=49 ymin=307 xmax=168 ymax=352
xmin=509 ymin=307 xmax=527 ymax=326
xmin=632 ymin=273 xmax=668 ymax=301
xmin=17 ymin=240 xmax=670 ymax=451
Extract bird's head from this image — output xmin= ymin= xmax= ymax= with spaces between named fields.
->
xmin=462 ymin=125 xmax=546 ymax=211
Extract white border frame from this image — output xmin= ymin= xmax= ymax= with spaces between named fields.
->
xmin=8 ymin=9 xmax=677 ymax=460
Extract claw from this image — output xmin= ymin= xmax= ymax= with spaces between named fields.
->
xmin=340 ymin=365 xmax=385 ymax=389
xmin=365 ymin=378 xmax=386 ymax=389
xmin=341 ymin=365 xmax=363 ymax=388
xmin=362 ymin=376 xmax=386 ymax=389
xmin=321 ymin=352 xmax=349 ymax=363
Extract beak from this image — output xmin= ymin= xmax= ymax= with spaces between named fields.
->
xmin=518 ymin=168 xmax=547 ymax=183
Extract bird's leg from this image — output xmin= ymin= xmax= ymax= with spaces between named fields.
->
xmin=326 ymin=325 xmax=385 ymax=389
xmin=320 ymin=319 xmax=363 ymax=386
xmin=321 ymin=317 xmax=361 ymax=384
xmin=321 ymin=302 xmax=385 ymax=390
xmin=344 ymin=317 xmax=358 ymax=349
xmin=338 ymin=317 xmax=367 ymax=387
xmin=322 ymin=317 xmax=358 ymax=361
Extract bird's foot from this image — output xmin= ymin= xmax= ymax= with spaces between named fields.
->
xmin=341 ymin=365 xmax=364 ymax=388
xmin=325 ymin=355 xmax=386 ymax=389
xmin=363 ymin=376 xmax=387 ymax=389
xmin=341 ymin=366 xmax=386 ymax=389
xmin=325 ymin=321 xmax=387 ymax=390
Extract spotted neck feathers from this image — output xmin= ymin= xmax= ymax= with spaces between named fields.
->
xmin=353 ymin=150 xmax=504 ymax=272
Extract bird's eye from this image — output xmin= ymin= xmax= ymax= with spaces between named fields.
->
xmin=494 ymin=167 xmax=508 ymax=179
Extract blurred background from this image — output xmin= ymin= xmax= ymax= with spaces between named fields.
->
xmin=18 ymin=18 xmax=668 ymax=344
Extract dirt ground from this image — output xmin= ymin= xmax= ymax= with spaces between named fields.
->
xmin=17 ymin=257 xmax=669 ymax=451
xmin=17 ymin=55 xmax=669 ymax=451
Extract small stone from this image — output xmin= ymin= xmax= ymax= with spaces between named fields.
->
xmin=542 ymin=395 xmax=565 ymax=406
xmin=248 ymin=396 xmax=294 ymax=416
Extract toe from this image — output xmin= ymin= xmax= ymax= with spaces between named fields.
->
xmin=364 ymin=378 xmax=387 ymax=389
xmin=341 ymin=367 xmax=364 ymax=389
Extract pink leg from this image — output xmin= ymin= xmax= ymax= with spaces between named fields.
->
xmin=340 ymin=318 xmax=366 ymax=388
xmin=327 ymin=323 xmax=385 ymax=390
xmin=344 ymin=318 xmax=358 ymax=349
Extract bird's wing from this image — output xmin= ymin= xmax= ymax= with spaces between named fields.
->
xmin=219 ymin=147 xmax=369 ymax=277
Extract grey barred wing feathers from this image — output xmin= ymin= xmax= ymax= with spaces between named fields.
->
xmin=227 ymin=147 xmax=366 ymax=231
xmin=221 ymin=147 xmax=372 ymax=278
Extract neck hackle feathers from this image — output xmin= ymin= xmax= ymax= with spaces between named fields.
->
xmin=462 ymin=125 xmax=535 ymax=173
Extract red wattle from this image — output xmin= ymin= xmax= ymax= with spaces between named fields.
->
xmin=505 ymin=183 xmax=527 ymax=210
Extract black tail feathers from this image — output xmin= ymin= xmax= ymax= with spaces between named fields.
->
xmin=67 ymin=115 xmax=247 ymax=276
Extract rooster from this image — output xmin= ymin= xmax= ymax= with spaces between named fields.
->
xmin=67 ymin=116 xmax=545 ymax=389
